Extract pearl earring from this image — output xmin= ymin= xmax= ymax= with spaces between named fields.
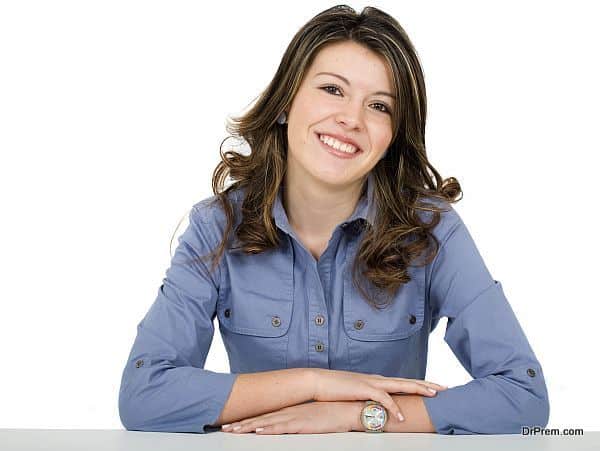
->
xmin=277 ymin=111 xmax=287 ymax=125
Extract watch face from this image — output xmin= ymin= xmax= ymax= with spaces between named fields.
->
xmin=362 ymin=404 xmax=387 ymax=431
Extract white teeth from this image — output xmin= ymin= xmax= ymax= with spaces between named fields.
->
xmin=319 ymin=134 xmax=358 ymax=153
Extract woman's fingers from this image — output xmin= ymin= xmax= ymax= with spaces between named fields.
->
xmin=382 ymin=380 xmax=440 ymax=397
xmin=369 ymin=390 xmax=405 ymax=422
xmin=227 ymin=413 xmax=290 ymax=434
xmin=419 ymin=381 xmax=448 ymax=390
xmin=363 ymin=378 xmax=450 ymax=424
xmin=390 ymin=377 xmax=448 ymax=390
xmin=255 ymin=421 xmax=294 ymax=434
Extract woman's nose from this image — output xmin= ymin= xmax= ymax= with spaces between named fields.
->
xmin=335 ymin=101 xmax=364 ymax=130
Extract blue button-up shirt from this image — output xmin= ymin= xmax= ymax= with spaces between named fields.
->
xmin=118 ymin=173 xmax=550 ymax=434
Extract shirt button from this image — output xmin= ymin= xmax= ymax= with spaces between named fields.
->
xmin=315 ymin=342 xmax=325 ymax=352
xmin=271 ymin=316 xmax=281 ymax=327
xmin=315 ymin=315 xmax=325 ymax=326
xmin=409 ymin=314 xmax=416 ymax=324
xmin=224 ymin=309 xmax=231 ymax=318
xmin=354 ymin=319 xmax=364 ymax=330
xmin=351 ymin=221 xmax=366 ymax=234
xmin=135 ymin=359 xmax=144 ymax=368
xmin=527 ymin=368 xmax=536 ymax=377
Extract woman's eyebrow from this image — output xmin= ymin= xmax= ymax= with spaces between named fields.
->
xmin=315 ymin=71 xmax=396 ymax=100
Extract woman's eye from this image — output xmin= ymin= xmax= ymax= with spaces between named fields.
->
xmin=321 ymin=85 xmax=342 ymax=96
xmin=372 ymin=103 xmax=391 ymax=114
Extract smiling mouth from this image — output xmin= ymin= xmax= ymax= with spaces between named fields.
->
xmin=315 ymin=132 xmax=363 ymax=157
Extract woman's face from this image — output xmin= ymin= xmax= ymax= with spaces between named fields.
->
xmin=286 ymin=40 xmax=395 ymax=188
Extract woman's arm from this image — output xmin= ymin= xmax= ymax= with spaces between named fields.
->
xmin=422 ymin=213 xmax=550 ymax=434
xmin=212 ymin=368 xmax=316 ymax=426
xmin=118 ymin=205 xmax=241 ymax=433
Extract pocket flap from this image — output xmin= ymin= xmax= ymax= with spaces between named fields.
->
xmin=218 ymin=278 xmax=293 ymax=338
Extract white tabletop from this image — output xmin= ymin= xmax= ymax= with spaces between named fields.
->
xmin=0 ymin=429 xmax=597 ymax=451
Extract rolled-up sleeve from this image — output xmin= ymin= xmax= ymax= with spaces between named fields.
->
xmin=118 ymin=204 xmax=238 ymax=433
xmin=422 ymin=213 xmax=550 ymax=434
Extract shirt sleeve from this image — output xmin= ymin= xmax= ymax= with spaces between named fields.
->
xmin=118 ymin=204 xmax=238 ymax=433
xmin=422 ymin=211 xmax=550 ymax=434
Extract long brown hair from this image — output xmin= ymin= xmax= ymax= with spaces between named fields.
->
xmin=192 ymin=4 xmax=462 ymax=309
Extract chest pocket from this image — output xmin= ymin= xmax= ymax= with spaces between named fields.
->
xmin=342 ymin=264 xmax=425 ymax=341
xmin=342 ymin=251 xmax=426 ymax=376
xmin=217 ymin=285 xmax=293 ymax=337
xmin=216 ymin=248 xmax=294 ymax=372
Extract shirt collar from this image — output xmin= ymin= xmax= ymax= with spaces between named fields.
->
xmin=272 ymin=171 xmax=376 ymax=237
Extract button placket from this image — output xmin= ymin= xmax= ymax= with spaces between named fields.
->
xmin=307 ymin=255 xmax=330 ymax=369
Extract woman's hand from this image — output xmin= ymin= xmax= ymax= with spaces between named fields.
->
xmin=312 ymin=369 xmax=448 ymax=422
xmin=221 ymin=401 xmax=357 ymax=434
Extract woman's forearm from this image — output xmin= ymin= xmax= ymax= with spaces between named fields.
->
xmin=213 ymin=368 xmax=316 ymax=426
xmin=215 ymin=368 xmax=436 ymax=432
xmin=348 ymin=395 xmax=436 ymax=432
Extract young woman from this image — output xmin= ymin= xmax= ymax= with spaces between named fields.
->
xmin=118 ymin=5 xmax=549 ymax=435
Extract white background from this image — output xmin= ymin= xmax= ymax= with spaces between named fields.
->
xmin=1 ymin=0 xmax=598 ymax=432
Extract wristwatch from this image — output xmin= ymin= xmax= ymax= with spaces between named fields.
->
xmin=360 ymin=400 xmax=388 ymax=432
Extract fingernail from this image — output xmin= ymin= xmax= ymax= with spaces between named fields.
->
xmin=255 ymin=427 xmax=264 ymax=433
xmin=428 ymin=388 xmax=437 ymax=394
xmin=397 ymin=412 xmax=404 ymax=422
xmin=221 ymin=424 xmax=231 ymax=429
xmin=233 ymin=425 xmax=241 ymax=431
